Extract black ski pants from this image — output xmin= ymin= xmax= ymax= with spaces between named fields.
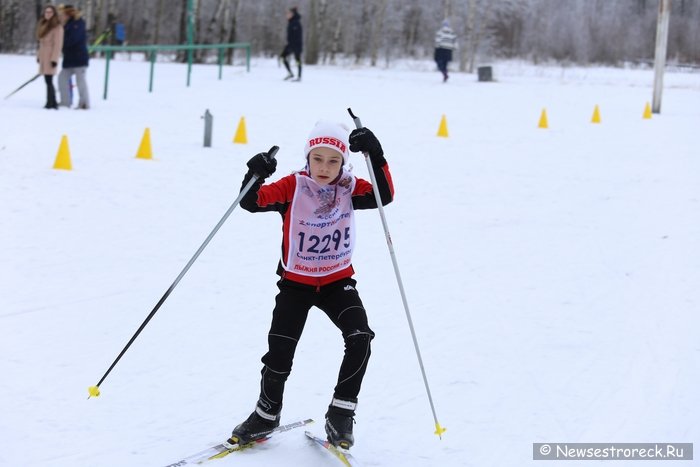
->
xmin=256 ymin=277 xmax=374 ymax=415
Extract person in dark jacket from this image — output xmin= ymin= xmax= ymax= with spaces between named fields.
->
xmin=280 ymin=7 xmax=303 ymax=81
xmin=58 ymin=4 xmax=90 ymax=109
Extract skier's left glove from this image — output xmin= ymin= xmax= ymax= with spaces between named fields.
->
xmin=247 ymin=151 xmax=277 ymax=179
xmin=349 ymin=127 xmax=386 ymax=167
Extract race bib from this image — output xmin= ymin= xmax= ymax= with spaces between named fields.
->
xmin=284 ymin=171 xmax=356 ymax=277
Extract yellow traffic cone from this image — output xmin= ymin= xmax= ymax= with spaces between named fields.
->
xmin=437 ymin=114 xmax=448 ymax=137
xmin=643 ymin=102 xmax=652 ymax=119
xmin=538 ymin=108 xmax=549 ymax=129
xmin=136 ymin=128 xmax=153 ymax=159
xmin=53 ymin=134 xmax=72 ymax=170
xmin=591 ymin=104 xmax=601 ymax=124
xmin=233 ymin=117 xmax=248 ymax=144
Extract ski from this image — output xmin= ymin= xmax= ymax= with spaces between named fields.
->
xmin=305 ymin=431 xmax=361 ymax=467
xmin=163 ymin=418 xmax=313 ymax=467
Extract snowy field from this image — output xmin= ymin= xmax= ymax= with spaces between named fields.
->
xmin=1 ymin=54 xmax=698 ymax=467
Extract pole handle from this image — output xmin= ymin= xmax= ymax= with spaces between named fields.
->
xmin=266 ymin=145 xmax=279 ymax=160
xmin=347 ymin=108 xmax=363 ymax=130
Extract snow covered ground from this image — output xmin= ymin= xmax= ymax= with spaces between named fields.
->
xmin=1 ymin=54 xmax=698 ymax=467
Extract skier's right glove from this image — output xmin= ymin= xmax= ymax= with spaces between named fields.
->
xmin=247 ymin=151 xmax=277 ymax=179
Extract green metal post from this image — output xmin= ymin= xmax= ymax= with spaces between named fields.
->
xmin=93 ymin=43 xmax=250 ymax=98
xmin=186 ymin=0 xmax=194 ymax=87
xmin=103 ymin=50 xmax=112 ymax=100
xmin=149 ymin=50 xmax=156 ymax=92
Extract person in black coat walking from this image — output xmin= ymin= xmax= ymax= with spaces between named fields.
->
xmin=281 ymin=7 xmax=302 ymax=81
xmin=58 ymin=4 xmax=90 ymax=109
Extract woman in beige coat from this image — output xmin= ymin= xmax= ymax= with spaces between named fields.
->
xmin=36 ymin=4 xmax=64 ymax=109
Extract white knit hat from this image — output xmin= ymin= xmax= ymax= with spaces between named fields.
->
xmin=303 ymin=120 xmax=350 ymax=165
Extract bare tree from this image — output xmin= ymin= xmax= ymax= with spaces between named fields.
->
xmin=369 ymin=0 xmax=388 ymax=66
xmin=402 ymin=2 xmax=423 ymax=58
xmin=152 ymin=0 xmax=165 ymax=44
xmin=305 ymin=0 xmax=329 ymax=65
xmin=328 ymin=16 xmax=342 ymax=65
xmin=225 ymin=0 xmax=243 ymax=64
xmin=93 ymin=0 xmax=104 ymax=36
xmin=83 ymin=0 xmax=94 ymax=34
xmin=2 ymin=0 xmax=700 ymax=67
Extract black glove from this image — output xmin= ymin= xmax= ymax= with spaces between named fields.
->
xmin=51 ymin=61 xmax=57 ymax=68
xmin=247 ymin=151 xmax=277 ymax=179
xmin=349 ymin=127 xmax=383 ymax=158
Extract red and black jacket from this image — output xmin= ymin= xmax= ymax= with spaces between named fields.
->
xmin=240 ymin=159 xmax=394 ymax=287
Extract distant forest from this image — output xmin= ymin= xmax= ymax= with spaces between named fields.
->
xmin=2 ymin=0 xmax=699 ymax=71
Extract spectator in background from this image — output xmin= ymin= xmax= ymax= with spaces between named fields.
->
xmin=281 ymin=7 xmax=303 ymax=82
xmin=36 ymin=4 xmax=63 ymax=109
xmin=58 ymin=4 xmax=90 ymax=109
xmin=434 ymin=19 xmax=458 ymax=82
xmin=108 ymin=12 xmax=126 ymax=46
xmin=114 ymin=23 xmax=126 ymax=46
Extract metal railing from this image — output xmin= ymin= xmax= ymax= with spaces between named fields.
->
xmin=91 ymin=43 xmax=251 ymax=100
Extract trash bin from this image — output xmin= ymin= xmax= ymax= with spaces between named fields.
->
xmin=477 ymin=66 xmax=493 ymax=82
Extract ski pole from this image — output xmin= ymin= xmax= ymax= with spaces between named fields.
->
xmin=88 ymin=145 xmax=279 ymax=398
xmin=4 ymin=74 xmax=41 ymax=100
xmin=347 ymin=108 xmax=445 ymax=438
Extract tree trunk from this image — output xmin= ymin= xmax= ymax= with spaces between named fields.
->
xmin=177 ymin=0 xmax=188 ymax=61
xmin=444 ymin=0 xmax=452 ymax=18
xmin=355 ymin=1 xmax=370 ymax=64
xmin=403 ymin=6 xmax=422 ymax=58
xmin=329 ymin=17 xmax=342 ymax=65
xmin=305 ymin=0 xmax=327 ymax=65
xmin=370 ymin=0 xmax=388 ymax=66
xmin=460 ymin=0 xmax=476 ymax=72
xmin=195 ymin=0 xmax=205 ymax=62
xmin=476 ymin=1 xmax=492 ymax=68
xmin=207 ymin=0 xmax=226 ymax=44
xmin=225 ymin=0 xmax=241 ymax=64
xmin=106 ymin=0 xmax=117 ymax=43
xmin=1 ymin=1 xmax=21 ymax=52
xmin=83 ymin=0 xmax=94 ymax=35
xmin=93 ymin=0 xmax=104 ymax=37
xmin=34 ymin=0 xmax=42 ymax=23
xmin=153 ymin=0 xmax=165 ymax=44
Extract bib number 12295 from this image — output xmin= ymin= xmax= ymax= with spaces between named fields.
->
xmin=297 ymin=228 xmax=350 ymax=254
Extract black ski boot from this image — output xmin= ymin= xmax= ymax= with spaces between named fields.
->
xmin=225 ymin=407 xmax=280 ymax=447
xmin=324 ymin=398 xmax=357 ymax=450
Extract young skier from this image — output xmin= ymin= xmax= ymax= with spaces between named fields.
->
xmin=226 ymin=121 xmax=394 ymax=450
